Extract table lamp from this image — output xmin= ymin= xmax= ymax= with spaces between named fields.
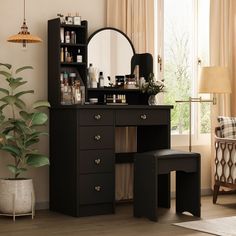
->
xmin=198 ymin=66 xmax=231 ymax=104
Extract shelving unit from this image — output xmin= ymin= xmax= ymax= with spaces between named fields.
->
xmin=48 ymin=18 xmax=87 ymax=107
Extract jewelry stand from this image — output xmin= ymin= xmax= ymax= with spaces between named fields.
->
xmin=0 ymin=192 xmax=35 ymax=221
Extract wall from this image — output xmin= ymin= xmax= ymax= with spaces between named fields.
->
xmin=0 ymin=0 xmax=107 ymax=208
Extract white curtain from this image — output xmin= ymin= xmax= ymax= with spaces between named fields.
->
xmin=107 ymin=0 xmax=154 ymax=200
xmin=210 ymin=0 xmax=236 ymax=187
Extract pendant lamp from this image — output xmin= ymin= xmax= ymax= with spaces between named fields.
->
xmin=7 ymin=0 xmax=42 ymax=48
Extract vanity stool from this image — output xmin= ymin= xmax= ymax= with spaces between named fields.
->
xmin=133 ymin=149 xmax=201 ymax=221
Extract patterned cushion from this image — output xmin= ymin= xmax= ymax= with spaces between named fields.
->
xmin=217 ymin=116 xmax=236 ymax=139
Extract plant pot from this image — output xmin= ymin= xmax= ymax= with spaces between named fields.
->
xmin=0 ymin=178 xmax=35 ymax=214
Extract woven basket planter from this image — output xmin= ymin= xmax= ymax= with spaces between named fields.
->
xmin=0 ymin=178 xmax=35 ymax=215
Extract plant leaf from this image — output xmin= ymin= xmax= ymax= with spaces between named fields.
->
xmin=30 ymin=112 xmax=48 ymax=126
xmin=15 ymin=90 xmax=34 ymax=98
xmin=14 ymin=98 xmax=26 ymax=110
xmin=33 ymin=100 xmax=51 ymax=109
xmin=0 ymin=63 xmax=12 ymax=70
xmin=0 ymin=96 xmax=16 ymax=105
xmin=9 ymin=81 xmax=27 ymax=90
xmin=0 ymin=88 xmax=9 ymax=95
xmin=19 ymin=111 xmax=30 ymax=121
xmin=0 ymin=103 xmax=8 ymax=110
xmin=0 ymin=71 xmax=11 ymax=78
xmin=15 ymin=66 xmax=33 ymax=74
xmin=7 ymin=165 xmax=27 ymax=177
xmin=26 ymin=154 xmax=49 ymax=167
xmin=1 ymin=145 xmax=21 ymax=157
xmin=25 ymin=138 xmax=40 ymax=147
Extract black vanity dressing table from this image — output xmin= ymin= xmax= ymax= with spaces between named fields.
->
xmin=48 ymin=18 xmax=173 ymax=217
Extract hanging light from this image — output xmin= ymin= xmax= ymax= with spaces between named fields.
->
xmin=7 ymin=0 xmax=42 ymax=48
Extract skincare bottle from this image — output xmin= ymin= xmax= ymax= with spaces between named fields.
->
xmin=99 ymin=72 xmax=104 ymax=88
xmin=71 ymin=31 xmax=76 ymax=44
xmin=74 ymin=12 xmax=81 ymax=25
xmin=77 ymin=49 xmax=83 ymax=63
xmin=60 ymin=48 xmax=64 ymax=62
xmin=60 ymin=28 xmax=64 ymax=43
xmin=65 ymin=31 xmax=70 ymax=43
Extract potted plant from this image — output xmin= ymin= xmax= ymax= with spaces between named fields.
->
xmin=0 ymin=63 xmax=50 ymax=219
xmin=141 ymin=73 xmax=165 ymax=105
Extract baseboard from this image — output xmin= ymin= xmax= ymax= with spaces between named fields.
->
xmin=36 ymin=189 xmax=213 ymax=210
xmin=35 ymin=201 xmax=49 ymax=210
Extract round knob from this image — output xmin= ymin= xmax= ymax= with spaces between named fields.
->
xmin=94 ymin=158 xmax=101 ymax=165
xmin=94 ymin=135 xmax=101 ymax=141
xmin=94 ymin=186 xmax=102 ymax=192
xmin=94 ymin=114 xmax=101 ymax=120
xmin=140 ymin=114 xmax=147 ymax=120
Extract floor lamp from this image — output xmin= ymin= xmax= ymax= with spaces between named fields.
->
xmin=176 ymin=66 xmax=231 ymax=152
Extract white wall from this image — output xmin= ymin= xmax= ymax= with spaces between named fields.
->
xmin=0 ymin=0 xmax=107 ymax=207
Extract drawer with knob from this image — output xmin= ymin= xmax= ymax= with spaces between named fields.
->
xmin=79 ymin=150 xmax=115 ymax=174
xmin=79 ymin=126 xmax=114 ymax=150
xmin=79 ymin=173 xmax=114 ymax=205
xmin=115 ymin=109 xmax=169 ymax=126
xmin=79 ymin=110 xmax=114 ymax=126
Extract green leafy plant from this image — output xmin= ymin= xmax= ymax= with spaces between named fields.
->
xmin=141 ymin=73 xmax=165 ymax=95
xmin=0 ymin=63 xmax=50 ymax=179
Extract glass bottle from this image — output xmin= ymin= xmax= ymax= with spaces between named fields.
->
xmin=77 ymin=49 xmax=83 ymax=63
xmin=99 ymin=72 xmax=104 ymax=88
xmin=65 ymin=31 xmax=70 ymax=43
xmin=60 ymin=48 xmax=64 ymax=62
xmin=71 ymin=31 xmax=76 ymax=44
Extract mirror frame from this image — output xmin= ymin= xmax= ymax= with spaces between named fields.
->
xmin=88 ymin=27 xmax=136 ymax=58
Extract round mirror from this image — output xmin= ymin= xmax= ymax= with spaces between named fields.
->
xmin=88 ymin=28 xmax=135 ymax=85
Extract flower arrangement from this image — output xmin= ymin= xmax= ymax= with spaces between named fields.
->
xmin=141 ymin=73 xmax=165 ymax=95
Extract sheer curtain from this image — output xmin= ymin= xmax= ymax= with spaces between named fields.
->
xmin=210 ymin=0 xmax=236 ymax=187
xmin=106 ymin=0 xmax=154 ymax=200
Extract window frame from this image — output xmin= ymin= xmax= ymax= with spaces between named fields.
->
xmin=154 ymin=0 xmax=211 ymax=147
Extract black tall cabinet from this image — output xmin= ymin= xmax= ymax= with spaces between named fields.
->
xmin=48 ymin=18 xmax=87 ymax=107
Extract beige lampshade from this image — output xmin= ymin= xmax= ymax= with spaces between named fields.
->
xmin=199 ymin=66 xmax=231 ymax=94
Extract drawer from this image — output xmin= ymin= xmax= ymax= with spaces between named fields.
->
xmin=79 ymin=110 xmax=114 ymax=126
xmin=115 ymin=109 xmax=169 ymax=126
xmin=79 ymin=173 xmax=114 ymax=205
xmin=79 ymin=150 xmax=115 ymax=174
xmin=79 ymin=126 xmax=114 ymax=149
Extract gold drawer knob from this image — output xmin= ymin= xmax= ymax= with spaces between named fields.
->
xmin=140 ymin=114 xmax=147 ymax=120
xmin=94 ymin=135 xmax=101 ymax=141
xmin=94 ymin=114 xmax=101 ymax=120
xmin=94 ymin=186 xmax=102 ymax=192
xmin=94 ymin=158 xmax=101 ymax=165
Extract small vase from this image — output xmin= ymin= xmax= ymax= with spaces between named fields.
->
xmin=148 ymin=94 xmax=158 ymax=105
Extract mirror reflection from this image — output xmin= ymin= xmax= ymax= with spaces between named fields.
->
xmin=88 ymin=28 xmax=135 ymax=85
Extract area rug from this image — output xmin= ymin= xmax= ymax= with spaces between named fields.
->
xmin=173 ymin=216 xmax=236 ymax=236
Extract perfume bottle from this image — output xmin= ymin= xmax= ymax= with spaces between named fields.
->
xmin=76 ymin=49 xmax=83 ymax=63
xmin=74 ymin=12 xmax=81 ymax=25
xmin=99 ymin=72 xmax=104 ymax=88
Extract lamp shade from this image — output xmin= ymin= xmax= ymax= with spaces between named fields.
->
xmin=199 ymin=66 xmax=231 ymax=94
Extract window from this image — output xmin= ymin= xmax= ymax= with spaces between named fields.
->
xmin=154 ymin=0 xmax=210 ymax=145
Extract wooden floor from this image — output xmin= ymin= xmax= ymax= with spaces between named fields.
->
xmin=0 ymin=195 xmax=236 ymax=236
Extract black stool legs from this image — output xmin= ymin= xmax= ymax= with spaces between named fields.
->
xmin=134 ymin=149 xmax=201 ymax=222
xmin=176 ymin=171 xmax=200 ymax=217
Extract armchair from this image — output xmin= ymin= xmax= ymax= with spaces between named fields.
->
xmin=213 ymin=126 xmax=236 ymax=203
